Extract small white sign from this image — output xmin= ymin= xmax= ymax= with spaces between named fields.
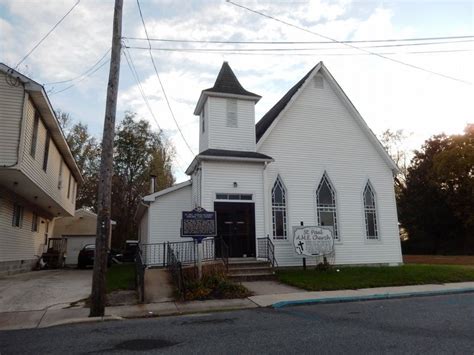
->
xmin=293 ymin=226 xmax=334 ymax=256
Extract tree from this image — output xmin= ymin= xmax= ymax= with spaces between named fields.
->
xmin=56 ymin=110 xmax=101 ymax=211
xmin=398 ymin=125 xmax=474 ymax=254
xmin=379 ymin=129 xmax=410 ymax=188
xmin=111 ymin=112 xmax=175 ymax=248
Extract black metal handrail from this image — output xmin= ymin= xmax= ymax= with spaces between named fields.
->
xmin=257 ymin=237 xmax=278 ymax=268
xmin=166 ymin=242 xmax=185 ymax=294
xmin=217 ymin=237 xmax=229 ymax=271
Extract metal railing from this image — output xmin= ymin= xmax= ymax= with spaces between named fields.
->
xmin=166 ymin=242 xmax=185 ymax=294
xmin=214 ymin=237 xmax=229 ymax=271
xmin=257 ymin=237 xmax=278 ymax=268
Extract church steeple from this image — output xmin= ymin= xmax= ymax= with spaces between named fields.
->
xmin=194 ymin=62 xmax=260 ymax=153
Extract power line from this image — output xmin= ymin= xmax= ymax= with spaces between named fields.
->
xmin=124 ymin=40 xmax=473 ymax=52
xmin=48 ymin=57 xmax=110 ymax=95
xmin=122 ymin=34 xmax=474 ymax=45
xmin=122 ymin=46 xmax=162 ymax=131
xmin=136 ymin=0 xmax=195 ymax=156
xmin=15 ymin=0 xmax=81 ymax=69
xmin=44 ymin=48 xmax=111 ymax=85
xmin=227 ymin=0 xmax=472 ymax=85
xmin=125 ymin=46 xmax=472 ymax=56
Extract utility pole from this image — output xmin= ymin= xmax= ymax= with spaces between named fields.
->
xmin=90 ymin=0 xmax=123 ymax=317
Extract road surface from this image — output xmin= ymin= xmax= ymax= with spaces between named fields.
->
xmin=0 ymin=293 xmax=473 ymax=354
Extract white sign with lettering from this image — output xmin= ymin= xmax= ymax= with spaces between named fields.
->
xmin=293 ymin=226 xmax=334 ymax=257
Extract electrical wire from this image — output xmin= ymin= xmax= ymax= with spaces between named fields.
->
xmin=227 ymin=0 xmax=472 ymax=85
xmin=48 ymin=57 xmax=110 ymax=95
xmin=44 ymin=48 xmax=111 ymax=85
xmin=122 ymin=35 xmax=474 ymax=45
xmin=136 ymin=0 xmax=195 ymax=156
xmin=15 ymin=0 xmax=81 ymax=69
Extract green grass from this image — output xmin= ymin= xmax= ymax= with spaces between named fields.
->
xmin=276 ymin=264 xmax=474 ymax=291
xmin=106 ymin=263 xmax=135 ymax=293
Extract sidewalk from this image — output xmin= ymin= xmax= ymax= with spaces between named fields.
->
xmin=1 ymin=281 xmax=473 ymax=331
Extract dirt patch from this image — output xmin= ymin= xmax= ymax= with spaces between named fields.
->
xmin=106 ymin=290 xmax=138 ymax=306
xmin=403 ymin=255 xmax=474 ymax=266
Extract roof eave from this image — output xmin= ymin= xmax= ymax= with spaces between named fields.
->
xmin=194 ymin=91 xmax=261 ymax=115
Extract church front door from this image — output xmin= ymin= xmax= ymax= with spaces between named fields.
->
xmin=214 ymin=202 xmax=256 ymax=258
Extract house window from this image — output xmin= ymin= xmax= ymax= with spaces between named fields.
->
xmin=364 ymin=181 xmax=379 ymax=240
xmin=226 ymin=99 xmax=238 ymax=128
xmin=316 ymin=172 xmax=338 ymax=239
xmin=215 ymin=193 xmax=252 ymax=201
xmin=12 ymin=204 xmax=24 ymax=228
xmin=32 ymin=213 xmax=39 ymax=232
xmin=58 ymin=160 xmax=63 ymax=189
xmin=67 ymin=172 xmax=72 ymax=199
xmin=272 ymin=176 xmax=287 ymax=239
xmin=30 ymin=113 xmax=40 ymax=158
xmin=43 ymin=131 xmax=51 ymax=171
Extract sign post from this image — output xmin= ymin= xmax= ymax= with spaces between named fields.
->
xmin=181 ymin=207 xmax=217 ymax=280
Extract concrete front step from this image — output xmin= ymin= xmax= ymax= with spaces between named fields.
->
xmin=228 ymin=266 xmax=274 ymax=275
xmin=228 ymin=263 xmax=271 ymax=270
xmin=228 ymin=271 xmax=276 ymax=282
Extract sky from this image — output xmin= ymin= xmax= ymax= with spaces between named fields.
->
xmin=1 ymin=0 xmax=473 ymax=182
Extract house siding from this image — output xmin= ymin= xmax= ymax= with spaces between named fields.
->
xmin=199 ymin=100 xmax=210 ymax=152
xmin=0 ymin=188 xmax=49 ymax=275
xmin=147 ymin=185 xmax=193 ymax=244
xmin=19 ymin=98 xmax=76 ymax=216
xmin=0 ymin=71 xmax=24 ymax=167
xmin=258 ymin=73 xmax=402 ymax=266
xmin=207 ymin=97 xmax=256 ymax=152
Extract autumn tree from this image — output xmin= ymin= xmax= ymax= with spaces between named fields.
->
xmin=111 ymin=112 xmax=175 ymax=247
xmin=398 ymin=125 xmax=474 ymax=254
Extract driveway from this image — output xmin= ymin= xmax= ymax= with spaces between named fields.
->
xmin=0 ymin=269 xmax=92 ymax=312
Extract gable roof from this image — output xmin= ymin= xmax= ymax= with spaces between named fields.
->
xmin=0 ymin=63 xmax=83 ymax=183
xmin=255 ymin=62 xmax=399 ymax=172
xmin=194 ymin=62 xmax=261 ymax=114
xmin=143 ymin=180 xmax=192 ymax=202
xmin=256 ymin=64 xmax=318 ymax=142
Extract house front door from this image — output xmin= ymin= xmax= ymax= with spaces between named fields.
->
xmin=214 ymin=202 xmax=256 ymax=258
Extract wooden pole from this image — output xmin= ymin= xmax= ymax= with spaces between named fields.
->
xmin=90 ymin=0 xmax=123 ymax=317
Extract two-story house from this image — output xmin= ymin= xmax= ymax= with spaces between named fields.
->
xmin=136 ymin=62 xmax=403 ymax=267
xmin=0 ymin=63 xmax=83 ymax=275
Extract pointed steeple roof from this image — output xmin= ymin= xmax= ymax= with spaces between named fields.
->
xmin=203 ymin=62 xmax=261 ymax=98
xmin=194 ymin=62 xmax=260 ymax=115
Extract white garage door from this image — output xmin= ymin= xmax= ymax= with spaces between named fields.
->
xmin=64 ymin=235 xmax=96 ymax=265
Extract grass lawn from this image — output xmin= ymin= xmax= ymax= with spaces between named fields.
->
xmin=276 ymin=264 xmax=474 ymax=291
xmin=106 ymin=263 xmax=135 ymax=293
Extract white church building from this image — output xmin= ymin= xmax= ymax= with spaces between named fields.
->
xmin=136 ymin=62 xmax=403 ymax=267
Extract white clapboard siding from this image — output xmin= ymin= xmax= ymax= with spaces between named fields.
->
xmin=201 ymin=160 xmax=265 ymax=240
xmin=0 ymin=71 xmax=24 ymax=166
xmin=148 ymin=184 xmax=193 ymax=244
xmin=191 ymin=168 xmax=202 ymax=208
xmin=19 ymin=98 xmax=76 ymax=215
xmin=258 ymin=73 xmax=402 ymax=266
xmin=206 ymin=97 xmax=256 ymax=152
xmin=0 ymin=190 xmax=47 ymax=262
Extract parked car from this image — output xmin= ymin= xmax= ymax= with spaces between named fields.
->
xmin=77 ymin=244 xmax=112 ymax=269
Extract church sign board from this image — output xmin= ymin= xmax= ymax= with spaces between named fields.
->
xmin=181 ymin=207 xmax=217 ymax=238
xmin=293 ymin=226 xmax=334 ymax=257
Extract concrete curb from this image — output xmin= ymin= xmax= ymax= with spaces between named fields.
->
xmin=38 ymin=315 xmax=123 ymax=329
xmin=271 ymin=287 xmax=474 ymax=308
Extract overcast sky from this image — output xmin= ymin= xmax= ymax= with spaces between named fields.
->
xmin=1 ymin=0 xmax=472 ymax=182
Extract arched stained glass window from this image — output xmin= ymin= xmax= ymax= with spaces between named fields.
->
xmin=316 ymin=172 xmax=338 ymax=239
xmin=272 ymin=176 xmax=287 ymax=239
xmin=364 ymin=182 xmax=379 ymax=239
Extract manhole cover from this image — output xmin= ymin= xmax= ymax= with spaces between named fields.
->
xmin=115 ymin=339 xmax=177 ymax=351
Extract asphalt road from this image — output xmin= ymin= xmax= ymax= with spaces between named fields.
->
xmin=1 ymin=293 xmax=473 ymax=354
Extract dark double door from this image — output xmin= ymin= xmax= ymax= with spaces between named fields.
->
xmin=215 ymin=202 xmax=256 ymax=258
